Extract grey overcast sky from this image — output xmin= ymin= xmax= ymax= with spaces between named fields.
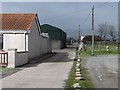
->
xmin=2 ymin=2 xmax=118 ymax=38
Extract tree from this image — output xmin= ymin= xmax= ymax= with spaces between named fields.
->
xmin=108 ymin=25 xmax=116 ymax=41
xmin=98 ymin=23 xmax=116 ymax=41
xmin=98 ymin=23 xmax=108 ymax=40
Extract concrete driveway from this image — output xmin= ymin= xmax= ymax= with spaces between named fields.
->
xmin=83 ymin=54 xmax=118 ymax=88
xmin=1 ymin=44 xmax=76 ymax=88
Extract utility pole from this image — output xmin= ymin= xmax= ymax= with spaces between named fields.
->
xmin=78 ymin=24 xmax=80 ymax=44
xmin=92 ymin=5 xmax=94 ymax=56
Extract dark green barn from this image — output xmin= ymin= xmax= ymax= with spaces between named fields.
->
xmin=41 ymin=24 xmax=66 ymax=49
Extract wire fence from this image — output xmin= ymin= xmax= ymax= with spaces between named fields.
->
xmin=84 ymin=41 xmax=118 ymax=52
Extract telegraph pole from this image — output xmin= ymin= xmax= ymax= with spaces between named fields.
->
xmin=92 ymin=5 xmax=94 ymax=56
xmin=78 ymin=24 xmax=80 ymax=44
xmin=79 ymin=24 xmax=80 ymax=42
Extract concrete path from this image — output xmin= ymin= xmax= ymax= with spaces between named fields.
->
xmin=1 ymin=44 xmax=76 ymax=88
xmin=83 ymin=55 xmax=118 ymax=88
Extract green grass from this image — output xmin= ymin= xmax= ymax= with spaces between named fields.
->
xmin=65 ymin=60 xmax=94 ymax=89
xmin=65 ymin=61 xmax=76 ymax=89
xmin=81 ymin=43 xmax=119 ymax=56
xmin=0 ymin=67 xmax=21 ymax=78
xmin=65 ymin=49 xmax=94 ymax=89
xmin=0 ymin=67 xmax=20 ymax=72
xmin=79 ymin=66 xmax=94 ymax=88
xmin=65 ymin=43 xmax=119 ymax=89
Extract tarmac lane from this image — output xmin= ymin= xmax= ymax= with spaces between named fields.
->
xmin=1 ymin=44 xmax=77 ymax=88
xmin=84 ymin=55 xmax=118 ymax=88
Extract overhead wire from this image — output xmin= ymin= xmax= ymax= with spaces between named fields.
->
xmin=41 ymin=1 xmax=111 ymax=31
xmin=81 ymin=1 xmax=110 ymax=32
xmin=82 ymin=2 xmax=110 ymax=24
xmin=95 ymin=2 xmax=110 ymax=9
xmin=81 ymin=10 xmax=92 ymax=25
xmin=42 ymin=2 xmax=110 ymax=21
xmin=42 ymin=9 xmax=83 ymax=21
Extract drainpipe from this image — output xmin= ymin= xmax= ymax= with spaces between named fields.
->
xmin=24 ymin=30 xmax=30 ymax=52
xmin=25 ymin=33 xmax=26 ymax=52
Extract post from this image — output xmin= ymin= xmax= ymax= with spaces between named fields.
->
xmin=79 ymin=24 xmax=80 ymax=40
xmin=7 ymin=49 xmax=17 ymax=68
xmin=78 ymin=24 xmax=80 ymax=44
xmin=92 ymin=5 xmax=94 ymax=56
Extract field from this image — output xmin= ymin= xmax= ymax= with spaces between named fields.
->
xmin=80 ymin=42 xmax=119 ymax=57
xmin=65 ymin=42 xmax=119 ymax=89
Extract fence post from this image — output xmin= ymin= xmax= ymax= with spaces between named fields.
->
xmin=7 ymin=49 xmax=17 ymax=68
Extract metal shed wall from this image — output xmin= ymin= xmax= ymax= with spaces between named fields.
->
xmin=41 ymin=24 xmax=66 ymax=40
xmin=41 ymin=24 xmax=66 ymax=48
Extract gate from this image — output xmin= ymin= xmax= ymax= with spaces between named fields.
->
xmin=0 ymin=51 xmax=8 ymax=66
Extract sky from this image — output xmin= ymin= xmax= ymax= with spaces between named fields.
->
xmin=1 ymin=2 xmax=118 ymax=38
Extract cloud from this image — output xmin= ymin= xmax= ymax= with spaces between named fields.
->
xmin=2 ymin=2 xmax=118 ymax=37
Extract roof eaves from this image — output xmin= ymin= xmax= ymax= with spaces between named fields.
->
xmin=0 ymin=29 xmax=30 ymax=34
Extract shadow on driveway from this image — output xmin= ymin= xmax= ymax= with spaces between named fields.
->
xmin=21 ymin=51 xmax=74 ymax=68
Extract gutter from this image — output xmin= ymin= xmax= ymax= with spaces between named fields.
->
xmin=0 ymin=30 xmax=30 ymax=34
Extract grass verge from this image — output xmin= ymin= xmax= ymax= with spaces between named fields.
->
xmin=65 ymin=60 xmax=76 ymax=89
xmin=65 ymin=49 xmax=94 ymax=89
xmin=79 ymin=66 xmax=94 ymax=88
xmin=79 ymin=49 xmax=119 ymax=57
xmin=0 ymin=67 xmax=22 ymax=78
xmin=83 ymin=43 xmax=119 ymax=56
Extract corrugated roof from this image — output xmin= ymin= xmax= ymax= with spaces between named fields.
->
xmin=0 ymin=13 xmax=36 ymax=30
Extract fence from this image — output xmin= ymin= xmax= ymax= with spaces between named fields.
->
xmin=84 ymin=41 xmax=118 ymax=52
xmin=0 ymin=51 xmax=8 ymax=66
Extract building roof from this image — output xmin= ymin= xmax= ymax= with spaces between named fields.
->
xmin=41 ymin=24 xmax=66 ymax=33
xmin=0 ymin=13 xmax=36 ymax=30
xmin=41 ymin=24 xmax=66 ymax=40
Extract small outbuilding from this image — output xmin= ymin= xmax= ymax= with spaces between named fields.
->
xmin=41 ymin=24 xmax=66 ymax=49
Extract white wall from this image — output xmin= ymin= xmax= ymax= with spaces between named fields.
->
xmin=3 ymin=34 xmax=28 ymax=52
xmin=3 ymin=19 xmax=52 ymax=61
xmin=7 ymin=49 xmax=28 ymax=68
xmin=7 ymin=49 xmax=16 ymax=68
xmin=15 ymin=51 xmax=28 ymax=66
xmin=28 ymin=20 xmax=42 ymax=59
xmin=52 ymin=40 xmax=61 ymax=49
xmin=47 ymin=38 xmax=52 ymax=53
xmin=28 ymin=19 xmax=52 ymax=59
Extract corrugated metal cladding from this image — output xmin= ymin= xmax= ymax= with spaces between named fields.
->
xmin=41 ymin=24 xmax=67 ymax=48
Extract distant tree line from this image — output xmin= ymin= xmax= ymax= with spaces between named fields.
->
xmin=82 ymin=35 xmax=102 ymax=42
xmin=98 ymin=23 xmax=116 ymax=41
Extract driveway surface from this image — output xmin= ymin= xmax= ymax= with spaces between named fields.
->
xmin=83 ymin=55 xmax=118 ymax=88
xmin=1 ymin=44 xmax=77 ymax=88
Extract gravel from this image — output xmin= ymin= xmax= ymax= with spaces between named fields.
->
xmin=83 ymin=54 xmax=118 ymax=88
